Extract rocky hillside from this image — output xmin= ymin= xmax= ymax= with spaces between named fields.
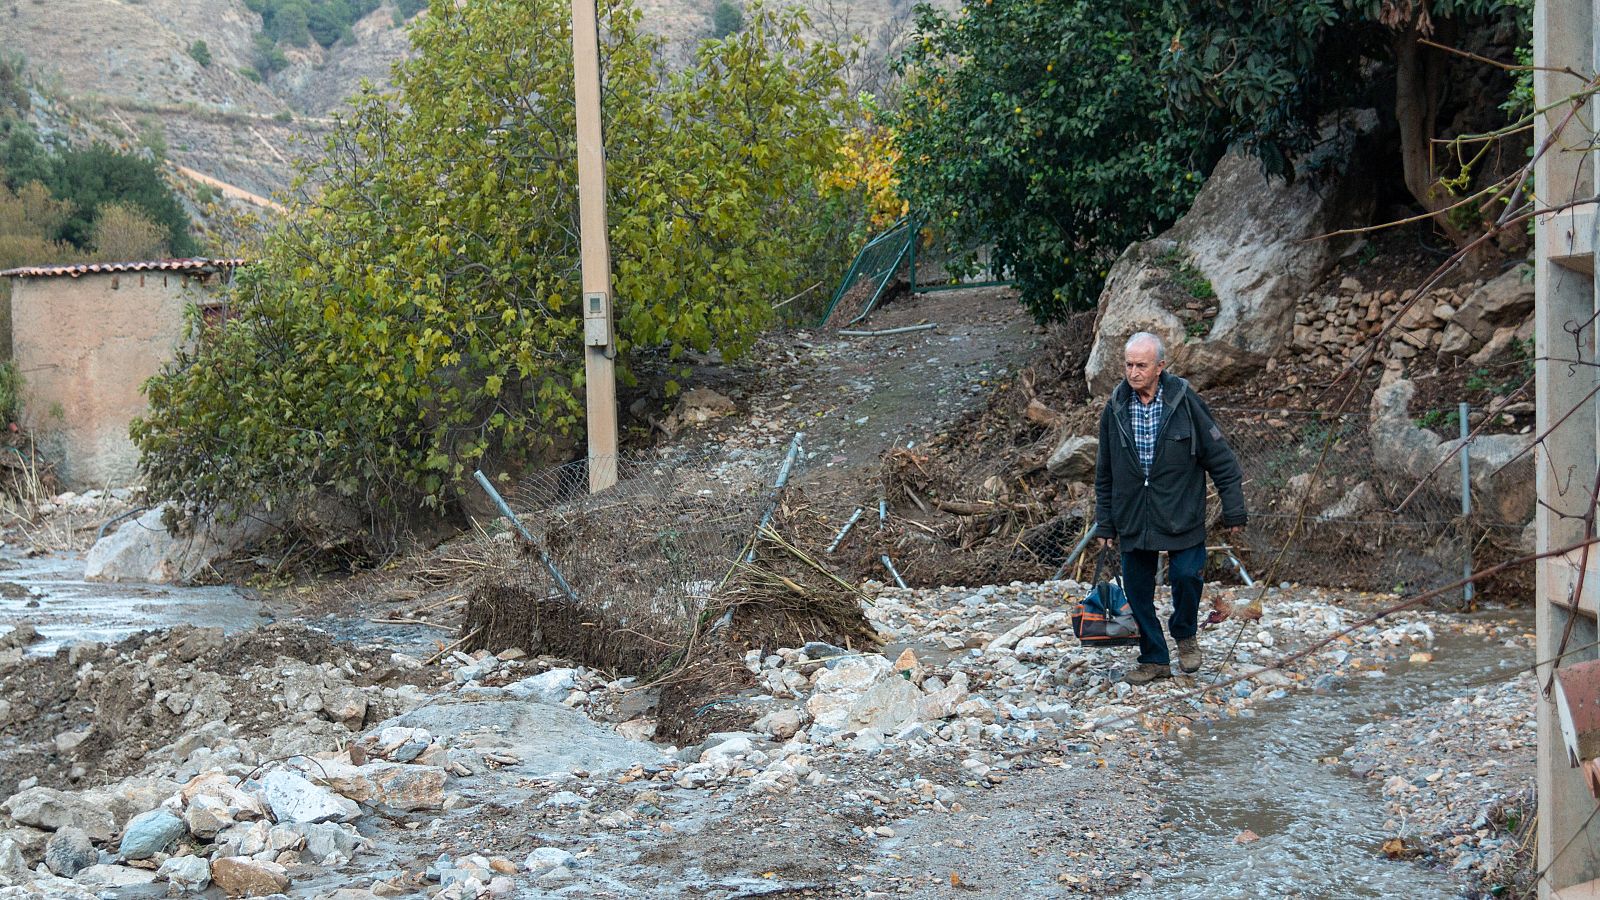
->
xmin=2 ymin=0 xmax=915 ymax=208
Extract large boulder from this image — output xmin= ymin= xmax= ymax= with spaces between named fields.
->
xmin=1369 ymin=380 xmax=1534 ymax=525
xmin=1 ymin=788 xmax=114 ymax=842
xmin=259 ymin=771 xmax=360 ymax=825
xmin=1046 ymin=436 xmax=1098 ymax=481
xmin=43 ymin=827 xmax=95 ymax=877
xmin=803 ymin=654 xmax=949 ymax=737
xmin=1439 ymin=264 xmax=1534 ymax=359
xmin=1086 ymin=112 xmax=1377 ymax=396
xmin=117 ymin=809 xmax=185 ymax=860
xmin=210 ymin=857 xmax=290 ymax=897
xmin=84 ymin=505 xmax=276 ymax=584
xmin=1081 ymin=241 xmax=1191 ymax=398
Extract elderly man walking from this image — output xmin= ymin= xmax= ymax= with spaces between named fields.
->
xmin=1093 ymin=332 xmax=1247 ymax=683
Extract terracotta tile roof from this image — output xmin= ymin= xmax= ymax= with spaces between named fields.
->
xmin=0 ymin=258 xmax=247 ymax=279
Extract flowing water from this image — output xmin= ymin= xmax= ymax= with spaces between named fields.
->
xmin=1120 ymin=622 xmax=1527 ymax=899
xmin=0 ymin=550 xmax=266 ymax=653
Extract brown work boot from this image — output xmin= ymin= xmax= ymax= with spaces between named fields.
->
xmin=1122 ymin=663 xmax=1172 ymax=685
xmin=1177 ymin=637 xmax=1202 ymax=674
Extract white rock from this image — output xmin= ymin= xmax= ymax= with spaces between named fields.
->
xmin=1 ymin=788 xmax=114 ymax=842
xmin=844 ymin=675 xmax=923 ymax=735
xmin=260 ymin=771 xmax=360 ymax=824
xmin=157 ymin=855 xmax=212 ymax=893
xmin=503 ymin=669 xmax=579 ymax=704
xmin=524 ymin=846 xmax=575 ymax=874
xmin=700 ymin=737 xmax=754 ymax=764
xmin=812 ymin=656 xmax=892 ymax=694
xmin=753 ymin=709 xmax=806 ymax=741
xmin=614 ymin=718 xmax=656 ymax=741
xmin=74 ymin=863 xmax=160 ymax=888
xmin=84 ymin=505 xmax=276 ymax=584
xmin=986 ymin=614 xmax=1045 ymax=652
xmin=917 ymin=672 xmax=971 ymax=721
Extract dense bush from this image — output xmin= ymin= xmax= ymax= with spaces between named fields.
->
xmin=44 ymin=145 xmax=195 ymax=257
xmin=133 ymin=0 xmax=850 ymax=528
xmin=0 ymin=59 xmax=193 ymax=260
xmin=892 ymin=0 xmax=1214 ymax=321
xmin=187 ymin=40 xmax=213 ymax=68
xmin=711 ymin=0 xmax=745 ymax=37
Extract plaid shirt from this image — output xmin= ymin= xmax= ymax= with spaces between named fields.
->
xmin=1130 ymin=385 xmax=1163 ymax=476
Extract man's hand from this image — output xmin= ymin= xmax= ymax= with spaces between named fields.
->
xmin=1096 ymin=537 xmax=1116 ymax=551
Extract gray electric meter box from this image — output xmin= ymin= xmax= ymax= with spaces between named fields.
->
xmin=583 ymin=291 xmax=611 ymax=347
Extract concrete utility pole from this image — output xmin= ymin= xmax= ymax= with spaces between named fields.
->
xmin=572 ymin=0 xmax=619 ymax=493
xmin=1532 ymin=0 xmax=1600 ymax=894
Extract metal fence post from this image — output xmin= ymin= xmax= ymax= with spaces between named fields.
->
xmin=1459 ymin=401 xmax=1474 ymax=606
xmin=472 ymin=469 xmax=580 ymax=604
xmin=907 ymin=216 xmax=917 ymax=296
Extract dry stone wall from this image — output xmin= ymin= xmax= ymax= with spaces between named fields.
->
xmin=1288 ymin=264 xmax=1533 ymax=371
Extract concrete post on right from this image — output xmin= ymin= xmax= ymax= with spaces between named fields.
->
xmin=1534 ymin=0 xmax=1600 ymax=895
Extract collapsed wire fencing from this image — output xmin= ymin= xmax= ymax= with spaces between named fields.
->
xmin=1214 ymin=405 xmax=1528 ymax=602
xmin=816 ymin=215 xmax=1011 ymax=328
xmin=458 ymin=441 xmax=878 ymax=743
xmin=813 ymin=403 xmax=1531 ymax=601
xmin=460 ymin=455 xmax=770 ymax=676
xmin=455 ymin=398 xmax=1533 ymax=682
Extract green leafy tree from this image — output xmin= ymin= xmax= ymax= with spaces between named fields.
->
xmin=89 ymin=202 xmax=170 ymax=260
xmin=306 ymin=3 xmax=351 ymax=47
xmin=187 ymin=40 xmax=213 ymax=67
xmin=711 ymin=0 xmax=745 ymax=37
xmin=894 ymin=0 xmax=1528 ymax=321
xmin=46 ymin=145 xmax=196 ymax=256
xmin=133 ymin=0 xmax=848 ymax=530
xmin=892 ymin=0 xmax=1214 ymax=320
xmin=252 ymin=34 xmax=291 ymax=75
xmin=1164 ymin=0 xmax=1527 ymax=245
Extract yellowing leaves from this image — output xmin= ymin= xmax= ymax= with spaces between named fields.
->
xmin=821 ymin=127 xmax=908 ymax=230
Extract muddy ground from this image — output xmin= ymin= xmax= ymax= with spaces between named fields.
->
xmin=0 ymin=283 xmax=1542 ymax=899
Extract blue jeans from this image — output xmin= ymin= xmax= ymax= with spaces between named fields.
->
xmin=1121 ymin=544 xmax=1206 ymax=666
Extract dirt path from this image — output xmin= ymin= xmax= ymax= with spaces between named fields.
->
xmin=667 ymin=285 xmax=1040 ymax=501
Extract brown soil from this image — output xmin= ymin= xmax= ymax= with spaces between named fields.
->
xmin=0 ymin=624 xmax=441 ymax=796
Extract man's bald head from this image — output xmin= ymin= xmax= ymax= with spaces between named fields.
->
xmin=1125 ymin=332 xmax=1166 ymax=362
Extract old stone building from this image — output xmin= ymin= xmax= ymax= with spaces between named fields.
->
xmin=0 ymin=258 xmax=243 ymax=489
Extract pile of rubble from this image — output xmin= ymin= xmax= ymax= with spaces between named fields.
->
xmin=0 ymin=573 xmax=1532 ymax=897
xmin=0 ymin=724 xmax=457 ymax=898
xmin=654 ymin=581 xmax=1451 ymax=782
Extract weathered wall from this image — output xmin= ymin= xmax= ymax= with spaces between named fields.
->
xmin=9 ymin=270 xmax=216 ymax=489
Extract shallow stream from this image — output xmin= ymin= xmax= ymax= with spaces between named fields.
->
xmin=0 ymin=550 xmax=263 ymax=653
xmin=1120 ymin=620 xmax=1526 ymax=899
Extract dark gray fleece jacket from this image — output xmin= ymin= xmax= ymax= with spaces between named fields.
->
xmin=1093 ymin=371 xmax=1247 ymax=552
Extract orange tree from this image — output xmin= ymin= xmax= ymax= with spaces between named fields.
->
xmin=891 ymin=1 xmax=1215 ymax=321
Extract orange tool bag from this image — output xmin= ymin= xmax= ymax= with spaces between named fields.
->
xmin=1071 ymin=550 xmax=1141 ymax=648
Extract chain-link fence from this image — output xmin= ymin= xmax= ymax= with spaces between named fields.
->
xmin=460 ymin=455 xmax=770 ymax=673
xmin=461 ymin=398 xmax=1531 ymax=658
xmin=909 ymin=222 xmax=1007 ymax=292
xmin=1214 ymin=406 xmax=1527 ymax=600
